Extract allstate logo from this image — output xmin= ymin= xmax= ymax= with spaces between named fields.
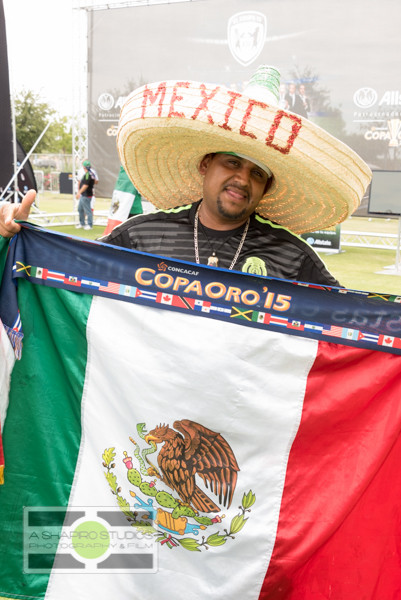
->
xmin=353 ymin=87 xmax=377 ymax=108
xmin=98 ymin=93 xmax=115 ymax=111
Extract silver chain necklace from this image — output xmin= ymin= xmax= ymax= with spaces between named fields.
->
xmin=193 ymin=203 xmax=250 ymax=270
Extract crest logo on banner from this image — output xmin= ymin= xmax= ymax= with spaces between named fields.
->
xmin=227 ymin=11 xmax=266 ymax=66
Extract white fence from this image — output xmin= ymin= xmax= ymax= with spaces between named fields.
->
xmin=29 ymin=210 xmax=108 ymax=227
xmin=26 ymin=211 xmax=401 ymax=252
xmin=340 ymin=230 xmax=399 ymax=250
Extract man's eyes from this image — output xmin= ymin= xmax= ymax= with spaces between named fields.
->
xmin=224 ymin=159 xmax=265 ymax=180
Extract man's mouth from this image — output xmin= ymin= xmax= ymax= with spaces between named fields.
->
xmin=223 ymin=184 xmax=249 ymax=202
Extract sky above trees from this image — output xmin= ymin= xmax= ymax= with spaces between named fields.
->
xmin=3 ymin=0 xmax=74 ymax=116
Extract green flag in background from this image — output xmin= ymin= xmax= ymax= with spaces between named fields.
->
xmin=103 ymin=166 xmax=143 ymax=235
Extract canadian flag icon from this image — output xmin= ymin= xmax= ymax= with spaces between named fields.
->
xmin=160 ymin=294 xmax=173 ymax=305
xmin=378 ymin=335 xmax=401 ymax=348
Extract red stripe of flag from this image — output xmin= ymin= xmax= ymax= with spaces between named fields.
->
xmin=260 ymin=342 xmax=401 ymax=599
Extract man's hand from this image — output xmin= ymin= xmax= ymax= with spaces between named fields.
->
xmin=0 ymin=189 xmax=36 ymax=238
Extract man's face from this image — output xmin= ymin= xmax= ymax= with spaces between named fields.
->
xmin=198 ymin=153 xmax=269 ymax=226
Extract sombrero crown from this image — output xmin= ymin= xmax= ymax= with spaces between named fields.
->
xmin=117 ymin=66 xmax=372 ymax=234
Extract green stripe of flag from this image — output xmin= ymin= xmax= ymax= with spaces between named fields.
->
xmin=0 ymin=280 xmax=91 ymax=598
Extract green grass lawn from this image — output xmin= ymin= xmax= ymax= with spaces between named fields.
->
xmin=321 ymin=248 xmax=401 ymax=294
xmin=32 ymin=192 xmax=401 ymax=295
xmin=33 ymin=192 xmax=110 ymax=241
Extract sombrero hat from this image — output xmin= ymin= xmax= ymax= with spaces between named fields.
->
xmin=117 ymin=65 xmax=371 ymax=234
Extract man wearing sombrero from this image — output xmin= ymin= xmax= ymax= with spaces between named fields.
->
xmin=0 ymin=66 xmax=371 ymax=286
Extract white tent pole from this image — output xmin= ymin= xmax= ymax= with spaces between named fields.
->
xmin=0 ymin=122 xmax=51 ymax=201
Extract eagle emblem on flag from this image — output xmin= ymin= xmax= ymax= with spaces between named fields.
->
xmin=103 ymin=420 xmax=256 ymax=552
xmin=144 ymin=420 xmax=239 ymax=512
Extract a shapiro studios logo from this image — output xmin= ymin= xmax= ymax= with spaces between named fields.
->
xmin=24 ymin=506 xmax=157 ymax=574
xmin=227 ymin=11 xmax=266 ymax=66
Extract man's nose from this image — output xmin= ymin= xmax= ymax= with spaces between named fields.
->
xmin=233 ymin=165 xmax=251 ymax=186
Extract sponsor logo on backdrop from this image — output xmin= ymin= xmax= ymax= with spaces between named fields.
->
xmin=302 ymin=226 xmax=341 ymax=251
xmin=106 ymin=125 xmax=118 ymax=136
xmin=353 ymin=87 xmax=377 ymax=108
xmin=353 ymin=87 xmax=401 ymax=147
xmin=362 ymin=120 xmax=401 ymax=147
xmin=97 ymin=93 xmax=128 ymax=122
xmin=98 ymin=93 xmax=115 ymax=111
xmin=227 ymin=11 xmax=266 ymax=66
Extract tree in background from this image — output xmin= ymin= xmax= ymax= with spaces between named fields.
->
xmin=49 ymin=115 xmax=73 ymax=154
xmin=14 ymin=89 xmax=72 ymax=154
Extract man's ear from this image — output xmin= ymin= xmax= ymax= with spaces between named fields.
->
xmin=198 ymin=153 xmax=214 ymax=175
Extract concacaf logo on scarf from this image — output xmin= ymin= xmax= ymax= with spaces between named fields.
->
xmin=103 ymin=420 xmax=255 ymax=552
xmin=227 ymin=11 xmax=267 ymax=67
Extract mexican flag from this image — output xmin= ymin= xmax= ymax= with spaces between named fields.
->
xmin=1 ymin=225 xmax=401 ymax=599
xmin=103 ymin=166 xmax=144 ymax=235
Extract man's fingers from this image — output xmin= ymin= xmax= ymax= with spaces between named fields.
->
xmin=14 ymin=189 xmax=36 ymax=221
xmin=0 ymin=189 xmax=36 ymax=237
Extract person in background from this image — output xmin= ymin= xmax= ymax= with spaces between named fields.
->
xmin=88 ymin=164 xmax=99 ymax=213
xmin=285 ymin=82 xmax=308 ymax=117
xmin=298 ymin=84 xmax=311 ymax=117
xmin=76 ymin=160 xmax=96 ymax=230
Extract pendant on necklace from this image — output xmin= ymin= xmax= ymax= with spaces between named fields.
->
xmin=207 ymin=253 xmax=219 ymax=267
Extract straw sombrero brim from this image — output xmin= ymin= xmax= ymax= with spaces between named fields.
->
xmin=117 ymin=81 xmax=371 ymax=234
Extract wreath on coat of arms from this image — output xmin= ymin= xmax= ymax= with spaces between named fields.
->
xmin=102 ymin=419 xmax=256 ymax=551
